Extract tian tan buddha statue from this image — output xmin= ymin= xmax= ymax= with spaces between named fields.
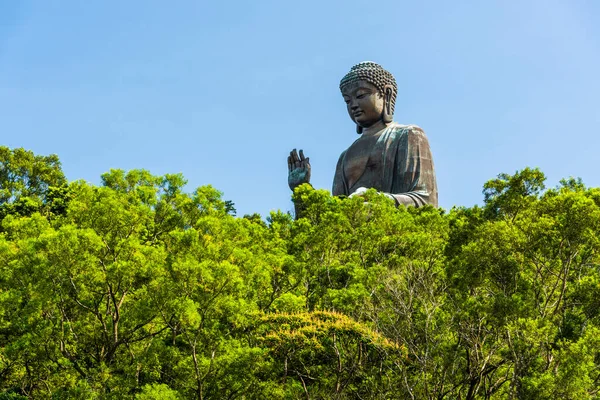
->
xmin=287 ymin=61 xmax=438 ymax=210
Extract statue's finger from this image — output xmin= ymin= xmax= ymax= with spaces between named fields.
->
xmin=291 ymin=149 xmax=299 ymax=163
xmin=288 ymin=156 xmax=293 ymax=172
xmin=299 ymin=149 xmax=306 ymax=161
xmin=305 ymin=157 xmax=310 ymax=166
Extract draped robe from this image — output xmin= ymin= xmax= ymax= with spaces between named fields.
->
xmin=332 ymin=122 xmax=438 ymax=207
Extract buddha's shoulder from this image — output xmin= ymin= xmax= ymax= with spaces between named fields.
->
xmin=388 ymin=123 xmax=427 ymax=137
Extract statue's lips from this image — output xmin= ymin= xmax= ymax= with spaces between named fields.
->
xmin=353 ymin=111 xmax=363 ymax=117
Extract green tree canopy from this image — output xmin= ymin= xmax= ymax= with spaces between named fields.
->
xmin=0 ymin=148 xmax=599 ymax=399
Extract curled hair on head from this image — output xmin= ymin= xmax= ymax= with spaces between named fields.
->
xmin=340 ymin=61 xmax=398 ymax=116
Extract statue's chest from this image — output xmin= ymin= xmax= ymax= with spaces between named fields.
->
xmin=343 ymin=136 xmax=382 ymax=187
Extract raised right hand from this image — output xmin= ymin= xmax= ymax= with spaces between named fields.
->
xmin=288 ymin=149 xmax=311 ymax=191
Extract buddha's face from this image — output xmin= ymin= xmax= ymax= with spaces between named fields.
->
xmin=341 ymin=81 xmax=385 ymax=128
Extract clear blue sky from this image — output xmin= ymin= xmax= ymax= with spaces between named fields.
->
xmin=1 ymin=1 xmax=599 ymax=217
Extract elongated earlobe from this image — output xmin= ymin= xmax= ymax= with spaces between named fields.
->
xmin=383 ymin=87 xmax=393 ymax=123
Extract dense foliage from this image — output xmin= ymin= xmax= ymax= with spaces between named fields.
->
xmin=0 ymin=147 xmax=599 ymax=399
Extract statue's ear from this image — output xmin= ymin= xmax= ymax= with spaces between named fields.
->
xmin=383 ymin=85 xmax=393 ymax=123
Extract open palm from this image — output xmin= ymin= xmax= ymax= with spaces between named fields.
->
xmin=288 ymin=149 xmax=311 ymax=190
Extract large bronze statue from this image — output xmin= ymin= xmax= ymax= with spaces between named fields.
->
xmin=288 ymin=61 xmax=438 ymax=208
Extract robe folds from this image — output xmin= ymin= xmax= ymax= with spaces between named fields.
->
xmin=332 ymin=122 xmax=438 ymax=207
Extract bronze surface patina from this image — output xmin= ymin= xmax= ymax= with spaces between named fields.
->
xmin=288 ymin=61 xmax=438 ymax=208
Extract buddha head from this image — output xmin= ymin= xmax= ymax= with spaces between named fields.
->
xmin=340 ymin=62 xmax=398 ymax=133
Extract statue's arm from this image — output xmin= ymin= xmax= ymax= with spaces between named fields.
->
xmin=386 ymin=126 xmax=438 ymax=207
xmin=288 ymin=149 xmax=312 ymax=219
